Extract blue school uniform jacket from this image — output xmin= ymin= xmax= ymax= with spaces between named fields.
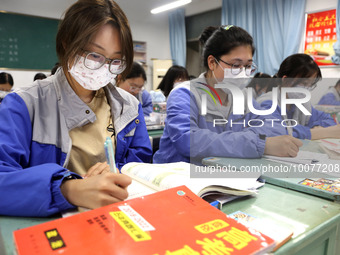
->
xmin=138 ymin=89 xmax=153 ymax=116
xmin=257 ymin=90 xmax=335 ymax=139
xmin=0 ymin=69 xmax=152 ymax=217
xmin=153 ymin=75 xmax=287 ymax=164
xmin=318 ymin=87 xmax=340 ymax=106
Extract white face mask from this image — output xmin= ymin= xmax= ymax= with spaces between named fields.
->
xmin=68 ymin=56 xmax=116 ymax=90
xmin=0 ymin=91 xmax=10 ymax=100
xmin=213 ymin=60 xmax=251 ymax=93
xmin=286 ymin=85 xmax=310 ymax=99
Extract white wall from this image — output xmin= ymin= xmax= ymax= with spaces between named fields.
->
xmin=127 ymin=20 xmax=171 ymax=91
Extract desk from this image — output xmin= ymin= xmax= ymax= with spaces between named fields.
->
xmin=221 ymin=183 xmax=340 ymax=255
xmin=202 ymin=140 xmax=340 ymax=254
xmin=0 ymin=216 xmax=57 ymax=255
xmin=147 ymin=125 xmax=164 ymax=161
xmin=1 ymin=185 xmax=339 ymax=255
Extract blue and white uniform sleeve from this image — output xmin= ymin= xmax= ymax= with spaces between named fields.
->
xmin=115 ymin=103 xmax=152 ymax=169
xmin=141 ymin=90 xmax=153 ymax=116
xmin=165 ymin=88 xmax=266 ymax=159
xmin=292 ymin=108 xmax=335 ymax=139
xmin=318 ymin=93 xmax=340 ymax=106
xmin=0 ymin=94 xmax=80 ymax=217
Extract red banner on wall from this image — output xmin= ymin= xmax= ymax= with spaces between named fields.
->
xmin=304 ymin=9 xmax=338 ymax=66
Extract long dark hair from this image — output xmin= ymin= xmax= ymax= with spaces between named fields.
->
xmin=157 ymin=65 xmax=189 ymax=97
xmin=273 ymin=53 xmax=322 ymax=88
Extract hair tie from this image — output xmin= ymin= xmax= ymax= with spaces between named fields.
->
xmin=223 ymin=25 xmax=234 ymax=30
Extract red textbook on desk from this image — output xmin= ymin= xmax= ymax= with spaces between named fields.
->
xmin=14 ymin=186 xmax=275 ymax=255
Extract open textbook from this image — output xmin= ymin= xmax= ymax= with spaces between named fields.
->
xmin=319 ymin=139 xmax=340 ymax=160
xmin=62 ymin=162 xmax=264 ymax=217
xmin=121 ymin=162 xmax=264 ymax=203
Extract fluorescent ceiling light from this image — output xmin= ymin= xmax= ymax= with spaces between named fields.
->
xmin=151 ymin=0 xmax=192 ymax=14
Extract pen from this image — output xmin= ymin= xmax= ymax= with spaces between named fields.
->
xmin=331 ymin=113 xmax=339 ymax=124
xmin=286 ymin=118 xmax=293 ymax=136
xmin=104 ymin=136 xmax=117 ymax=173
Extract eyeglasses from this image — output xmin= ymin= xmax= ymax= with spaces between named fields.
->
xmin=217 ymin=58 xmax=257 ymax=76
xmin=295 ymin=84 xmax=317 ymax=91
xmin=293 ymin=78 xmax=319 ymax=91
xmin=129 ymin=83 xmax=144 ymax=93
xmin=83 ymin=51 xmax=126 ymax=74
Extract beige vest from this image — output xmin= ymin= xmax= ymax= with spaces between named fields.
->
xmin=67 ymin=89 xmax=115 ymax=176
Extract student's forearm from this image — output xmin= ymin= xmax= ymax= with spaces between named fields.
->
xmin=310 ymin=125 xmax=340 ymax=140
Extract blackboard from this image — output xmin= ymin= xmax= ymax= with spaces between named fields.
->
xmin=0 ymin=12 xmax=60 ymax=70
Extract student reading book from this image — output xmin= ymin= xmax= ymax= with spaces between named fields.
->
xmin=121 ymin=162 xmax=264 ymax=203
xmin=14 ymin=186 xmax=275 ymax=255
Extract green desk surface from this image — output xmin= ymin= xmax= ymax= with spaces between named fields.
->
xmin=201 ymin=140 xmax=340 ymax=254
xmin=0 ymin=216 xmax=58 ymax=255
xmin=1 ymin=184 xmax=339 ymax=255
xmin=221 ymin=184 xmax=340 ymax=255
xmin=147 ymin=128 xmax=164 ymax=138
xmin=202 ymin=140 xmax=340 ymax=201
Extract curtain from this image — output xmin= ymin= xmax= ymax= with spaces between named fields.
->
xmin=221 ymin=0 xmax=306 ymax=75
xmin=168 ymin=8 xmax=186 ymax=67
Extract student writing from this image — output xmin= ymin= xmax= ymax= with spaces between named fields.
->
xmin=257 ymin=53 xmax=340 ymax=140
xmin=0 ymin=0 xmax=152 ymax=217
xmin=153 ymin=25 xmax=302 ymax=165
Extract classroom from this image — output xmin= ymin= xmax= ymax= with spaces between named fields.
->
xmin=1 ymin=0 xmax=340 ymax=254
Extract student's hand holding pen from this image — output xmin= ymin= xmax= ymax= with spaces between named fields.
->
xmin=83 ymin=162 xmax=118 ymax=178
xmin=60 ymin=172 xmax=132 ymax=209
xmin=264 ymin=135 xmax=303 ymax=157
xmin=83 ymin=137 xmax=120 ymax=178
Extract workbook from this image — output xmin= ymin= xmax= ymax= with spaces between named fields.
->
xmin=121 ymin=162 xmax=264 ymax=204
xmin=14 ymin=186 xmax=275 ymax=255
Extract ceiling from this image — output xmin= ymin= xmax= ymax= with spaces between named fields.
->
xmin=116 ymin=0 xmax=222 ymax=23
xmin=1 ymin=0 xmax=222 ymax=21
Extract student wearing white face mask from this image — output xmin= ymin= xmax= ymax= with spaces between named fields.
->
xmin=257 ymin=53 xmax=340 ymax=140
xmin=0 ymin=0 xmax=152 ymax=217
xmin=153 ymin=25 xmax=302 ymax=164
